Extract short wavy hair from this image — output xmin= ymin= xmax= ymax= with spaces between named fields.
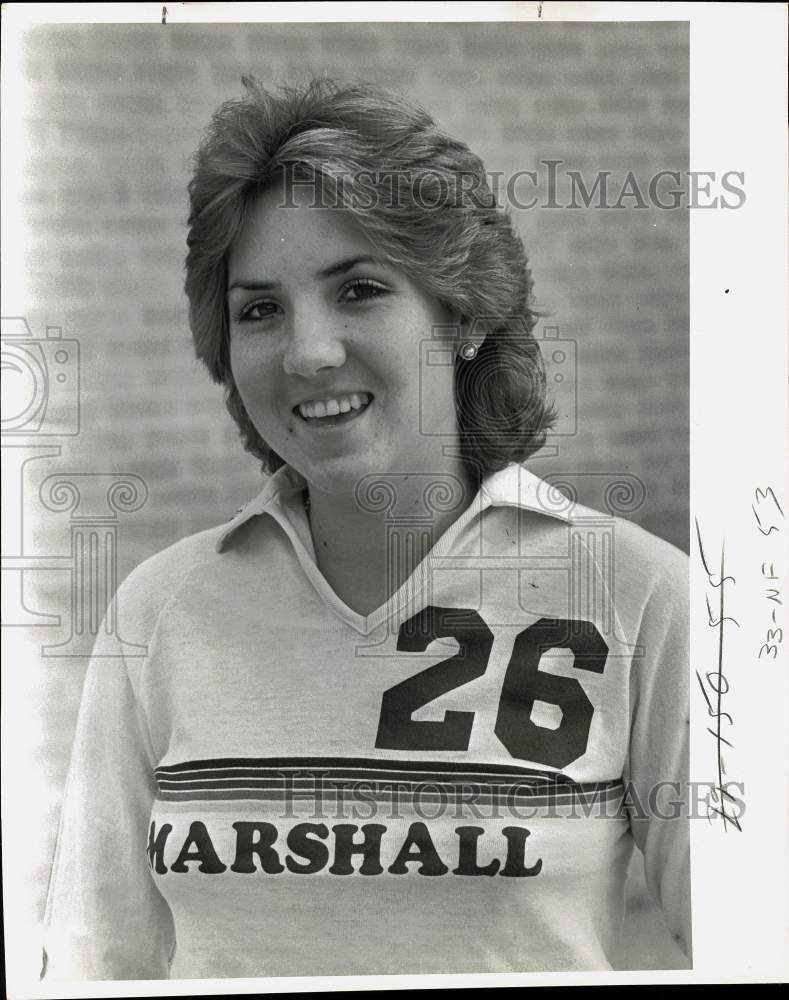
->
xmin=185 ymin=76 xmax=555 ymax=483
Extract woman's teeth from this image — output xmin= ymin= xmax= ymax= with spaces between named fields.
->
xmin=298 ymin=392 xmax=371 ymax=420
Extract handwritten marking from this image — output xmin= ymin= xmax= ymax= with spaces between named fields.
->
xmin=695 ymin=519 xmax=742 ymax=831
xmin=752 ymin=486 xmax=783 ymax=536
xmin=753 ymin=488 xmax=784 ymax=660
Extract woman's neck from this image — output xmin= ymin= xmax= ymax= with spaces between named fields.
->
xmin=305 ymin=462 xmax=477 ymax=616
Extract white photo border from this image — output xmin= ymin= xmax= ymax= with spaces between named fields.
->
xmin=2 ymin=1 xmax=787 ymax=993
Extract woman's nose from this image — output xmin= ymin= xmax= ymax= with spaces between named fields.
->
xmin=282 ymin=308 xmax=347 ymax=378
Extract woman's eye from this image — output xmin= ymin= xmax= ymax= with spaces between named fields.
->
xmin=339 ymin=279 xmax=388 ymax=303
xmin=235 ymin=300 xmax=280 ymax=323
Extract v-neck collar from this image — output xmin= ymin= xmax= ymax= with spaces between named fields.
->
xmin=216 ymin=463 xmax=591 ymax=635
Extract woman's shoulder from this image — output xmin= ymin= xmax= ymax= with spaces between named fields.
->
xmin=609 ymin=513 xmax=687 ymax=568
xmin=126 ymin=522 xmax=226 ymax=583
xmin=603 ymin=515 xmax=689 ymax=631
xmin=607 ymin=514 xmax=688 ymax=589
xmin=489 ymin=464 xmax=688 ymax=584
xmin=112 ymin=522 xmax=234 ymax=640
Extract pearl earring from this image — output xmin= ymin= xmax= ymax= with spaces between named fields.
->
xmin=458 ymin=342 xmax=478 ymax=360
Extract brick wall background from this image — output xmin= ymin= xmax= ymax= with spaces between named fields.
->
xmin=10 ymin=19 xmax=689 ymax=975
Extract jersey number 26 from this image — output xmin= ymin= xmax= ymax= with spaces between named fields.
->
xmin=375 ymin=606 xmax=608 ymax=769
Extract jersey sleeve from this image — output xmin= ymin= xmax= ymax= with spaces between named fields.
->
xmin=41 ymin=599 xmax=176 ymax=979
xmin=622 ymin=547 xmax=692 ymax=960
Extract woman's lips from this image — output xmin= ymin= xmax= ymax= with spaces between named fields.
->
xmin=293 ymin=395 xmax=374 ymax=427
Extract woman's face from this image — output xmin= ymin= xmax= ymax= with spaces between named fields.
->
xmin=227 ymin=185 xmax=461 ymax=495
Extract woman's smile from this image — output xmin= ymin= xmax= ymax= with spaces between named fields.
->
xmin=294 ymin=390 xmax=374 ymax=425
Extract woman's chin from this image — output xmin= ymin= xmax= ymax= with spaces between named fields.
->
xmin=291 ymin=453 xmax=395 ymax=499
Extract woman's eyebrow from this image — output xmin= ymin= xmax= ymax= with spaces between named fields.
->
xmin=316 ymin=255 xmax=383 ymax=279
xmin=227 ymin=255 xmax=385 ymax=295
xmin=227 ymin=278 xmax=280 ymax=294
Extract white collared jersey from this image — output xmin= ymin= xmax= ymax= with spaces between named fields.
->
xmin=42 ymin=463 xmax=691 ymax=979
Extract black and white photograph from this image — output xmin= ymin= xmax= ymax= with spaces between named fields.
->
xmin=1 ymin=2 xmax=787 ymax=993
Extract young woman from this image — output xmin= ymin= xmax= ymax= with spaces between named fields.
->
xmin=43 ymin=77 xmax=691 ymax=979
